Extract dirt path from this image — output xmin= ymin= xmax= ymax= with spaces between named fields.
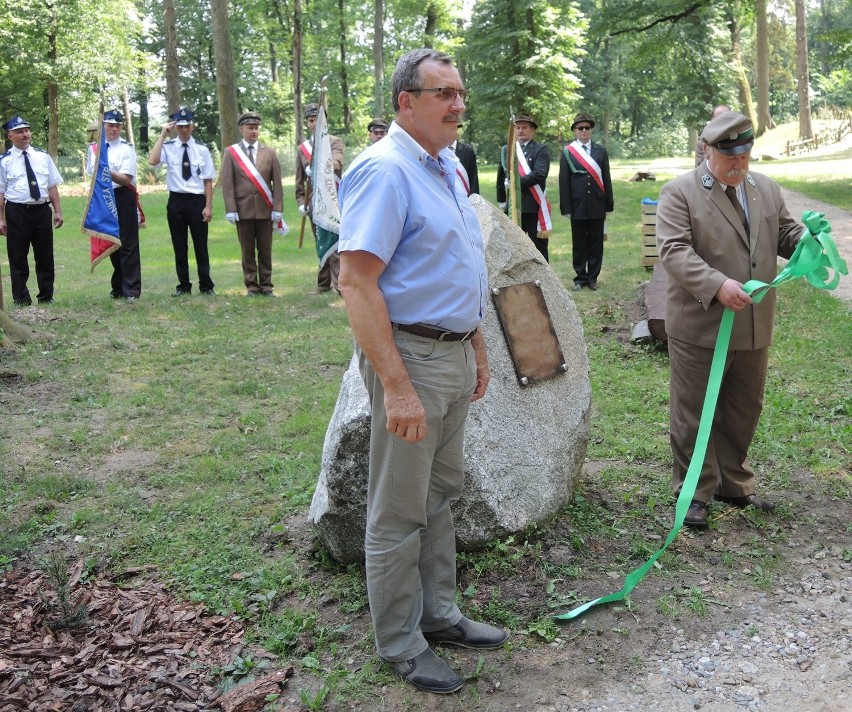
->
xmin=780 ymin=188 xmax=852 ymax=305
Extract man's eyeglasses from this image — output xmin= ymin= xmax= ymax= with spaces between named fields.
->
xmin=575 ymin=125 xmax=592 ymax=131
xmin=405 ymin=87 xmax=469 ymax=102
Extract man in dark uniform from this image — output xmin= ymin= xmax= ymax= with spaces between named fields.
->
xmin=88 ymin=110 xmax=141 ymax=300
xmin=149 ymin=108 xmax=217 ymax=296
xmin=0 ymin=115 xmax=64 ymax=306
xmin=367 ymin=118 xmax=388 ymax=144
xmin=559 ymin=112 xmax=613 ymax=291
xmin=295 ymin=103 xmax=344 ymax=293
xmin=657 ymin=111 xmax=802 ymax=529
xmin=496 ymin=112 xmax=552 ymax=261
xmin=451 ymin=122 xmax=479 ymax=195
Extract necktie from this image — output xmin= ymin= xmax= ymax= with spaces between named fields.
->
xmin=247 ymin=144 xmax=255 ymax=164
xmin=23 ymin=151 xmax=40 ymax=201
xmin=583 ymin=144 xmax=589 ymax=153
xmin=181 ymin=143 xmax=191 ymax=180
xmin=725 ymin=185 xmax=748 ymax=232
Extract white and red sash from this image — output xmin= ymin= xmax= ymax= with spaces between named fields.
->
xmin=298 ymin=140 xmax=312 ymax=165
xmin=516 ymin=141 xmax=552 ymax=235
xmin=565 ymin=140 xmax=605 ymax=194
xmin=226 ymin=143 xmax=286 ymax=234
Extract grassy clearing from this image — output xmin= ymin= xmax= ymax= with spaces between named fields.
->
xmin=1 ymin=153 xmax=850 ymax=706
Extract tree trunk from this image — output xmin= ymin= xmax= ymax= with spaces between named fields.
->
xmin=795 ymin=0 xmax=813 ymax=139
xmin=164 ymin=0 xmax=181 ymax=114
xmin=294 ymin=0 xmax=304 ymax=144
xmin=338 ymin=0 xmax=351 ymax=132
xmin=47 ymin=2 xmax=59 ymax=161
xmin=755 ymin=0 xmax=772 ymax=136
xmin=137 ymin=82 xmax=150 ymax=153
xmin=729 ymin=10 xmax=757 ymax=129
xmin=122 ymin=88 xmax=134 ymax=146
xmin=424 ymin=2 xmax=436 ymax=48
xmin=210 ymin=0 xmax=240 ymax=149
xmin=373 ymin=0 xmax=384 ymax=118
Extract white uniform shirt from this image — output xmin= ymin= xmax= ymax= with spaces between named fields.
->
xmin=87 ymin=139 xmax=138 ymax=188
xmin=0 ymin=146 xmax=63 ymax=204
xmin=152 ymin=137 xmax=215 ymax=194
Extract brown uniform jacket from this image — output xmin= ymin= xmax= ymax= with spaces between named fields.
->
xmin=220 ymin=143 xmax=283 ymax=219
xmin=294 ymin=135 xmax=344 ymax=208
xmin=657 ymin=164 xmax=801 ymax=350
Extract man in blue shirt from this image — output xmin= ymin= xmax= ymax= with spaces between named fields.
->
xmin=337 ymin=48 xmax=507 ymax=694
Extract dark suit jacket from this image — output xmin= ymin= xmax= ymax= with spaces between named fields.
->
xmin=496 ymin=139 xmax=551 ymax=214
xmin=657 ymin=166 xmax=801 ymax=350
xmin=220 ymin=143 xmax=283 ymax=219
xmin=454 ymin=140 xmax=479 ymax=195
xmin=558 ymin=141 xmax=613 ymax=219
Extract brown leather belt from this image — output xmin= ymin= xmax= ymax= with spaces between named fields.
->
xmin=393 ymin=323 xmax=477 ymax=342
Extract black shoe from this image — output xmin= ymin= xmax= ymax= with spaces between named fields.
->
xmin=260 ymin=291 xmax=275 ymax=297
xmin=684 ymin=500 xmax=708 ymax=529
xmin=172 ymin=289 xmax=191 ymax=297
xmin=589 ymin=282 xmax=599 ymax=291
xmin=572 ymin=283 xmax=583 ymax=291
xmin=109 ymin=291 xmax=121 ymax=299
xmin=380 ymin=648 xmax=464 ymax=694
xmin=246 ymin=291 xmax=261 ymax=297
xmin=37 ymin=297 xmax=54 ymax=304
xmin=713 ymin=494 xmax=776 ymax=511
xmin=201 ymin=289 xmax=215 ymax=296
xmin=423 ymin=616 xmax=508 ymax=650
xmin=13 ymin=298 xmax=32 ymax=307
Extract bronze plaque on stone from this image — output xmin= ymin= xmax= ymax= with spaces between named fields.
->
xmin=491 ymin=281 xmax=567 ymax=386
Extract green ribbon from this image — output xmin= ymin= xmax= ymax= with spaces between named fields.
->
xmin=555 ymin=211 xmax=848 ymax=622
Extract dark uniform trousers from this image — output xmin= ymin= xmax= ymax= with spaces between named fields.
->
xmin=167 ymin=192 xmax=213 ymax=293
xmin=521 ymin=212 xmax=548 ymax=262
xmin=236 ymin=219 xmax=273 ymax=294
xmin=111 ymin=187 xmax=142 ymax=298
xmin=5 ymin=201 xmax=54 ymax=303
xmin=571 ymin=217 xmax=606 ymax=286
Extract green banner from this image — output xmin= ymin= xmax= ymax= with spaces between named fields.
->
xmin=555 ymin=211 xmax=848 ymax=622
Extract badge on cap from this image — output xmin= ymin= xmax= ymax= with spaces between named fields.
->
xmin=3 ymin=115 xmax=30 ymax=132
xmin=103 ymin=109 xmax=124 ymax=124
xmin=172 ymin=108 xmax=194 ymax=126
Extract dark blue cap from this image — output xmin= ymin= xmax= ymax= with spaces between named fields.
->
xmin=103 ymin=109 xmax=124 ymax=124
xmin=3 ymin=115 xmax=30 ymax=132
xmin=171 ymin=108 xmax=194 ymax=125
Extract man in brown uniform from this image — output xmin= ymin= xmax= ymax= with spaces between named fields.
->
xmin=220 ymin=111 xmax=283 ymax=296
xmin=657 ymin=111 xmax=802 ymax=529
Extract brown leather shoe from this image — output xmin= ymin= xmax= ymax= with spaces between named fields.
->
xmin=684 ymin=500 xmax=708 ymax=529
xmin=713 ymin=494 xmax=776 ymax=511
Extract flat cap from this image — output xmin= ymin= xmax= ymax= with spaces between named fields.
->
xmin=3 ymin=115 xmax=29 ymax=132
xmin=702 ymin=111 xmax=754 ymax=155
xmin=103 ymin=109 xmax=124 ymax=124
xmin=571 ymin=113 xmax=595 ymax=130
xmin=304 ymin=103 xmax=319 ymax=119
xmin=367 ymin=118 xmax=389 ymax=132
xmin=238 ymin=111 xmax=261 ymax=126
xmin=171 ymin=108 xmax=195 ymax=125
xmin=514 ymin=112 xmax=538 ymax=129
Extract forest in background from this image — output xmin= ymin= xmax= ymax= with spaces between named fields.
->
xmin=1 ymin=0 xmax=850 ymax=169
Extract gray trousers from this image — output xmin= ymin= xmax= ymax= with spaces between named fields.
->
xmin=668 ymin=337 xmax=769 ymax=504
xmin=357 ymin=331 xmax=476 ymax=661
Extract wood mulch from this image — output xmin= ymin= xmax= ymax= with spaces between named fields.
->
xmin=0 ymin=563 xmax=293 ymax=712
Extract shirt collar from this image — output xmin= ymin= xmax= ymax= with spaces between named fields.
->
xmin=388 ymin=121 xmax=454 ymax=169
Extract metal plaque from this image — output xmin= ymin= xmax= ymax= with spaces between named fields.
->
xmin=491 ymin=281 xmax=568 ymax=386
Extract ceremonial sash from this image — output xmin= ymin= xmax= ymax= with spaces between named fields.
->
xmin=299 ymin=140 xmax=312 ymax=164
xmin=226 ymin=144 xmax=287 ymax=235
xmin=516 ymin=142 xmax=552 ymax=236
xmin=565 ymin=141 xmax=605 ymax=194
xmin=456 ymin=165 xmax=471 ymax=196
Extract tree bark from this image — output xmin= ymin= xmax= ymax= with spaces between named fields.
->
xmin=294 ymin=0 xmax=304 ymax=144
xmin=728 ymin=10 xmax=756 ymax=129
xmin=755 ymin=0 xmax=772 ymax=136
xmin=210 ymin=0 xmax=240 ymax=149
xmin=795 ymin=0 xmax=813 ymax=138
xmin=338 ymin=0 xmax=351 ymax=132
xmin=164 ymin=0 xmax=181 ymax=114
xmin=373 ymin=0 xmax=384 ymax=118
xmin=122 ymin=88 xmax=134 ymax=146
xmin=47 ymin=2 xmax=59 ymax=161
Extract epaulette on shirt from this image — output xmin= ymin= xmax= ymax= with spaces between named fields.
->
xmin=121 ymin=139 xmax=133 ymax=146
xmin=195 ymin=140 xmax=206 ymax=147
xmin=164 ymin=139 xmax=176 ymax=145
xmin=0 ymin=150 xmax=10 ymax=163
xmin=31 ymin=146 xmax=48 ymax=154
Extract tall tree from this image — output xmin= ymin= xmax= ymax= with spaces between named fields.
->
xmin=210 ymin=0 xmax=239 ymax=148
xmin=755 ymin=0 xmax=772 ymax=136
xmin=293 ymin=0 xmax=304 ymax=143
xmin=795 ymin=0 xmax=814 ymax=138
xmin=373 ymin=0 xmax=385 ymax=118
xmin=338 ymin=0 xmax=352 ymax=132
xmin=163 ymin=0 xmax=181 ymax=113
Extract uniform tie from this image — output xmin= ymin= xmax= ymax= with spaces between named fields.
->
xmin=23 ymin=150 xmax=40 ymax=201
xmin=725 ymin=185 xmax=748 ymax=233
xmin=583 ymin=144 xmax=589 ymax=153
xmin=247 ymin=144 xmax=255 ymax=164
xmin=181 ymin=143 xmax=191 ymax=180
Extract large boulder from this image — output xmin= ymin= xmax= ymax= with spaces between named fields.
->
xmin=309 ymin=196 xmax=592 ymax=563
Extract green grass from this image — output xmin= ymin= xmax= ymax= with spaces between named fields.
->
xmin=1 ymin=154 xmax=850 ymax=706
